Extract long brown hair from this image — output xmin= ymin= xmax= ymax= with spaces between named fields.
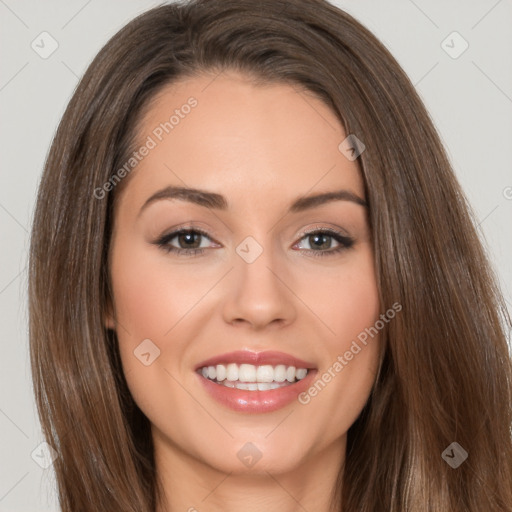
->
xmin=28 ymin=0 xmax=512 ymax=510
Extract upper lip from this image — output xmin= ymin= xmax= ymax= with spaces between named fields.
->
xmin=194 ymin=350 xmax=316 ymax=371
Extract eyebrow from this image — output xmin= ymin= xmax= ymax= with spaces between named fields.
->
xmin=138 ymin=185 xmax=367 ymax=216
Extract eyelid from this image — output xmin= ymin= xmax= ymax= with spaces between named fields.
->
xmin=292 ymin=226 xmax=354 ymax=254
xmin=295 ymin=223 xmax=351 ymax=239
xmin=154 ymin=223 xmax=219 ymax=242
xmin=153 ymin=223 xmax=354 ymax=256
xmin=154 ymin=225 xmax=219 ymax=246
xmin=154 ymin=224 xmax=348 ymax=244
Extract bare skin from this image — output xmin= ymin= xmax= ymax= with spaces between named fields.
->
xmin=106 ymin=70 xmax=381 ymax=512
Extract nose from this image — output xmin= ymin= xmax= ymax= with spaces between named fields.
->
xmin=222 ymin=242 xmax=297 ymax=331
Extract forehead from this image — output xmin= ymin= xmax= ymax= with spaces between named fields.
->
xmin=120 ymin=70 xmax=364 ymax=210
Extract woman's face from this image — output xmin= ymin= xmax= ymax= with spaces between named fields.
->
xmin=107 ymin=71 xmax=381 ymax=476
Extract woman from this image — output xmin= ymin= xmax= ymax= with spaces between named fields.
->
xmin=28 ymin=0 xmax=512 ymax=510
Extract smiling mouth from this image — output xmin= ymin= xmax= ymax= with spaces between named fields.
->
xmin=197 ymin=363 xmax=309 ymax=391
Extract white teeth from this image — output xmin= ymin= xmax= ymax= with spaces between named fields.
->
xmin=199 ymin=363 xmax=310 ymax=388
xmin=256 ymin=365 xmax=274 ymax=383
xmin=226 ymin=363 xmax=238 ymax=381
xmin=235 ymin=382 xmax=259 ymax=391
xmin=220 ymin=381 xmax=288 ymax=391
xmin=216 ymin=364 xmax=226 ymax=381
xmin=274 ymin=364 xmax=287 ymax=382
xmin=238 ymin=364 xmax=256 ymax=382
xmin=296 ymin=368 xmax=308 ymax=380
xmin=286 ymin=366 xmax=296 ymax=382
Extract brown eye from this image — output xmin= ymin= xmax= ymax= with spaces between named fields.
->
xmin=294 ymin=229 xmax=354 ymax=257
xmin=154 ymin=228 xmax=215 ymax=256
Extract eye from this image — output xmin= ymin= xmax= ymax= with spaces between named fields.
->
xmin=153 ymin=227 xmax=354 ymax=258
xmin=153 ymin=228 xmax=217 ymax=256
xmin=294 ymin=229 xmax=354 ymax=257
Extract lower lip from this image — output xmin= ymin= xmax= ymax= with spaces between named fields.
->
xmin=196 ymin=370 xmax=318 ymax=413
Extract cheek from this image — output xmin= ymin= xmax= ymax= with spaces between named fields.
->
xmin=108 ymin=238 xmax=205 ymax=396
xmin=309 ymin=247 xmax=381 ymax=349
xmin=298 ymin=247 xmax=382 ymax=423
xmin=108 ymin=241 xmax=197 ymax=424
xmin=109 ymin=240 xmax=206 ymax=337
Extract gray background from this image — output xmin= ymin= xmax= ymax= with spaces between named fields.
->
xmin=1 ymin=1 xmax=511 ymax=510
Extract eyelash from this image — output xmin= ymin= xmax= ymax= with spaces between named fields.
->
xmin=153 ymin=226 xmax=354 ymax=258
